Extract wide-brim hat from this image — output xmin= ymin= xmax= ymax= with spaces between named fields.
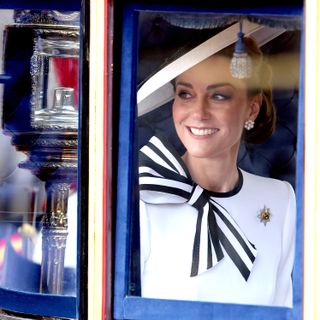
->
xmin=137 ymin=15 xmax=300 ymax=117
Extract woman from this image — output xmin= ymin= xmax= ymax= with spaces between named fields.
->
xmin=138 ymin=35 xmax=296 ymax=307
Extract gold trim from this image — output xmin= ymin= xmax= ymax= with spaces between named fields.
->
xmin=88 ymin=0 xmax=105 ymax=319
xmin=304 ymin=1 xmax=320 ymax=319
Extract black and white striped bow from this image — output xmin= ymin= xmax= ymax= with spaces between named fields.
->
xmin=139 ymin=135 xmax=257 ymax=281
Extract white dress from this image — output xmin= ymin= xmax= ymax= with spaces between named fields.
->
xmin=140 ymin=169 xmax=296 ymax=307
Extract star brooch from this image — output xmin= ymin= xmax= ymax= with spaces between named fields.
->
xmin=258 ymin=206 xmax=272 ymax=226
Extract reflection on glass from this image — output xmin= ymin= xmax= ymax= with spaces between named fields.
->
xmin=31 ymin=29 xmax=80 ymax=129
xmin=0 ymin=8 xmax=80 ymax=304
xmin=35 ymin=87 xmax=78 ymax=127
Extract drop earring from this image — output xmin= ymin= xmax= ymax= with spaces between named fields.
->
xmin=244 ymin=119 xmax=254 ymax=130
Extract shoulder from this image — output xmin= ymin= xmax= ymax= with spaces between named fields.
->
xmin=240 ymin=169 xmax=295 ymax=200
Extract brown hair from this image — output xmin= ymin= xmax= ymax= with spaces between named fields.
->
xmin=219 ymin=37 xmax=276 ymax=144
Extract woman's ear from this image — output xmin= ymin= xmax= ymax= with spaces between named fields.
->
xmin=249 ymin=93 xmax=262 ymax=120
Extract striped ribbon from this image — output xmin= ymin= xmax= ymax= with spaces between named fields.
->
xmin=139 ymin=135 xmax=257 ymax=281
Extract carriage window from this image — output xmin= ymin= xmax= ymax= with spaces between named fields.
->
xmin=0 ymin=9 xmax=80 ymax=319
xmin=114 ymin=6 xmax=303 ymax=320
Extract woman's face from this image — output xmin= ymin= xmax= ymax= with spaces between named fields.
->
xmin=172 ymin=55 xmax=260 ymax=161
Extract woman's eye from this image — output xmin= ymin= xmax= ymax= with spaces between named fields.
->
xmin=211 ymin=93 xmax=230 ymax=101
xmin=176 ymin=90 xmax=192 ymax=99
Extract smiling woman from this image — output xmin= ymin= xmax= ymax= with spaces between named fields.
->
xmin=172 ymin=55 xmax=260 ymax=192
xmin=137 ymin=17 xmax=297 ymax=307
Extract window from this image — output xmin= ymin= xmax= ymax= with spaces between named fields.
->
xmin=114 ymin=3 xmax=304 ymax=319
xmin=0 ymin=3 xmax=83 ymax=318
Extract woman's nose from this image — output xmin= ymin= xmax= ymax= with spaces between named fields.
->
xmin=191 ymin=98 xmax=210 ymax=119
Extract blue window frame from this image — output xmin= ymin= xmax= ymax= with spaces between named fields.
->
xmin=114 ymin=2 xmax=304 ymax=320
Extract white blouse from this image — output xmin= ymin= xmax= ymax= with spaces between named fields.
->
xmin=140 ymin=169 xmax=296 ymax=307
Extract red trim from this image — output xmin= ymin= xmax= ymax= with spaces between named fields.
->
xmin=102 ymin=0 xmax=113 ymax=319
xmin=102 ymin=0 xmax=107 ymax=317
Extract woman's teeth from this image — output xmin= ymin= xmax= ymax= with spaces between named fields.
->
xmin=189 ymin=127 xmax=218 ymax=136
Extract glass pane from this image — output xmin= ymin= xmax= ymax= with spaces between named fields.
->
xmin=0 ymin=8 xmax=80 ymax=308
xmin=134 ymin=10 xmax=301 ymax=307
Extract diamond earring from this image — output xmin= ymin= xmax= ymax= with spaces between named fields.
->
xmin=244 ymin=119 xmax=254 ymax=130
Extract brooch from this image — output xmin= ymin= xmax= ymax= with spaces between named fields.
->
xmin=258 ymin=206 xmax=272 ymax=226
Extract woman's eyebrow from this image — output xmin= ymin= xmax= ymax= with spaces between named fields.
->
xmin=175 ymin=81 xmax=193 ymax=88
xmin=175 ymin=81 xmax=235 ymax=90
xmin=207 ymin=83 xmax=235 ymax=90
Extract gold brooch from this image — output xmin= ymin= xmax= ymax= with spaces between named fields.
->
xmin=258 ymin=206 xmax=272 ymax=226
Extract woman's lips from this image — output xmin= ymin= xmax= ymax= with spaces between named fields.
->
xmin=188 ymin=127 xmax=219 ymax=136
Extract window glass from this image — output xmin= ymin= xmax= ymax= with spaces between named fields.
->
xmin=0 ymin=9 xmax=80 ymax=318
xmin=114 ymin=7 xmax=303 ymax=320
xmin=136 ymin=11 xmax=301 ymax=305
